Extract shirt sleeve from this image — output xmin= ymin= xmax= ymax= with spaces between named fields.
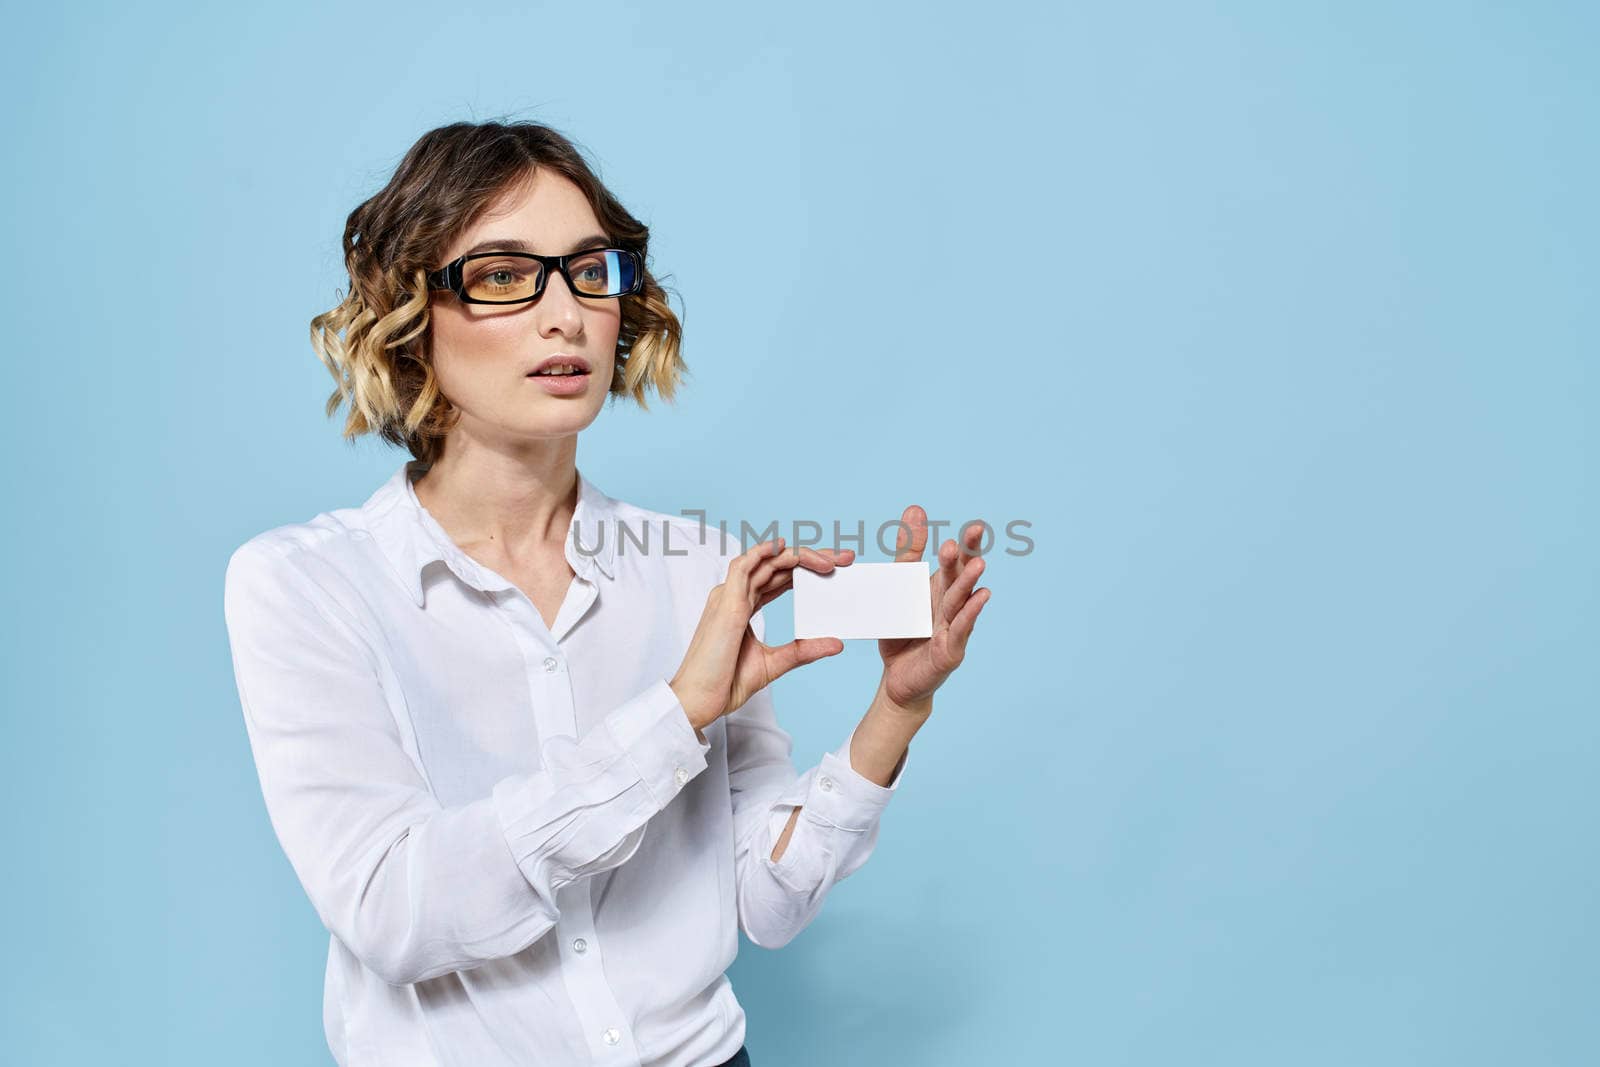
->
xmin=726 ymin=604 xmax=909 ymax=950
xmin=222 ymin=540 xmax=711 ymax=986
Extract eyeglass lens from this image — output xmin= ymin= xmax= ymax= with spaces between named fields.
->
xmin=462 ymin=250 xmax=636 ymax=302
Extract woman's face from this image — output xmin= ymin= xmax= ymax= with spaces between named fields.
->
xmin=426 ymin=168 xmax=620 ymax=448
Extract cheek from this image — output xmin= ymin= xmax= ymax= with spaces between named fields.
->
xmin=429 ymin=315 xmax=523 ymax=388
xmin=596 ymin=308 xmax=624 ymax=370
xmin=592 ymin=303 xmax=622 ymax=339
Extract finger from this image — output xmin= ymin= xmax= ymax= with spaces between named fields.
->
xmin=788 ymin=545 xmax=852 ymax=571
xmin=748 ymin=544 xmax=843 ymax=599
xmin=747 ymin=537 xmax=787 ymax=567
xmin=749 ymin=555 xmax=816 ymax=613
xmin=751 ymin=571 xmax=795 ymax=615
xmin=745 ymin=543 xmax=788 ymax=595
xmin=750 ymin=546 xmax=857 ymax=613
xmin=938 ymin=555 xmax=986 ymax=625
xmin=957 ymin=521 xmax=985 ymax=569
xmin=949 ymin=586 xmax=990 ymax=646
xmin=933 ymin=537 xmax=960 ymax=610
xmin=765 ymin=637 xmax=845 ymax=681
xmin=938 ymin=537 xmax=961 ymax=584
xmin=893 ymin=505 xmax=929 ymax=563
xmin=729 ymin=538 xmax=784 ymax=582
xmin=727 ymin=537 xmax=785 ymax=594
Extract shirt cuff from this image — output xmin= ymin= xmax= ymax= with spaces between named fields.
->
xmin=495 ymin=679 xmax=713 ymax=889
xmin=790 ymin=721 xmax=909 ymax=836
xmin=609 ymin=678 xmax=715 ymax=809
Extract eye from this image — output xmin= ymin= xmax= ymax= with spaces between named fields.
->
xmin=468 ymin=264 xmax=532 ymax=289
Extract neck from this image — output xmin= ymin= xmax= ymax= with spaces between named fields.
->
xmin=410 ymin=434 xmax=581 ymax=560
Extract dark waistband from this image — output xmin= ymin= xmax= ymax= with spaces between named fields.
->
xmin=713 ymin=1044 xmax=750 ymax=1067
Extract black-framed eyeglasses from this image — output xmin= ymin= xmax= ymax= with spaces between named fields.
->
xmin=427 ymin=248 xmax=645 ymax=305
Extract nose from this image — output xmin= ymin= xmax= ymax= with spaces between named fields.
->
xmin=535 ymin=267 xmax=584 ymax=339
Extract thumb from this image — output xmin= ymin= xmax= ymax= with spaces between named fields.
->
xmin=764 ymin=637 xmax=845 ymax=682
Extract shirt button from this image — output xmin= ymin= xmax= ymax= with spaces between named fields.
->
xmin=602 ymin=1027 xmax=621 ymax=1045
xmin=572 ymin=937 xmax=587 ymax=954
xmin=820 ymin=775 xmax=834 ymax=792
xmin=674 ymin=767 xmax=689 ymax=787
xmin=542 ymin=656 xmax=559 ymax=673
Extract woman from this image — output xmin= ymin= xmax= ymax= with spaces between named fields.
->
xmin=222 ymin=119 xmax=991 ymax=1067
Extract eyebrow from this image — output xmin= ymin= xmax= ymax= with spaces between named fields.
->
xmin=457 ymin=233 xmax=612 ymax=259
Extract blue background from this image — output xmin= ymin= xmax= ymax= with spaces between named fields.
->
xmin=2 ymin=1 xmax=1595 ymax=1063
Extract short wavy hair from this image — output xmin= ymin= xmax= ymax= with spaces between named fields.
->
xmin=309 ymin=119 xmax=686 ymax=466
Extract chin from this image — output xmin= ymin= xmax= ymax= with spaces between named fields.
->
xmin=517 ymin=407 xmax=603 ymax=437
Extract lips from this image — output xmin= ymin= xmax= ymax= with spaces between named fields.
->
xmin=528 ymin=354 xmax=592 ymax=377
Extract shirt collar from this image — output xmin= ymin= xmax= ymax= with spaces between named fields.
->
xmin=362 ymin=460 xmax=619 ymax=608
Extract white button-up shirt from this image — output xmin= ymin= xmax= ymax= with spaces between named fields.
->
xmin=222 ymin=460 xmax=908 ymax=1067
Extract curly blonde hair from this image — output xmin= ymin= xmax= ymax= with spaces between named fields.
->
xmin=309 ymin=119 xmax=686 ymax=466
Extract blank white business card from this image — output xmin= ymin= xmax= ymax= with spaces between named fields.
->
xmin=793 ymin=561 xmax=932 ymax=640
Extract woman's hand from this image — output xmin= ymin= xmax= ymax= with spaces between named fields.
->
xmin=670 ymin=537 xmax=855 ymax=733
xmin=878 ymin=507 xmax=991 ymax=711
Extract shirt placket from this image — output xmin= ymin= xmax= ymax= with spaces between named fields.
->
xmin=503 ymin=571 xmax=643 ymax=1065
